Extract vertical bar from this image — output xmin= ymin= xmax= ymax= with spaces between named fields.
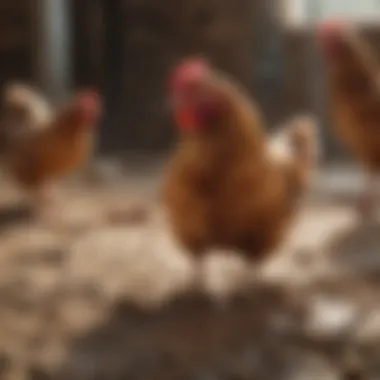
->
xmin=100 ymin=0 xmax=125 ymax=152
xmin=306 ymin=0 xmax=323 ymax=116
xmin=71 ymin=0 xmax=104 ymax=88
xmin=33 ymin=0 xmax=71 ymax=104
xmin=306 ymin=0 xmax=330 ymax=161
xmin=306 ymin=0 xmax=344 ymax=161
xmin=254 ymin=0 xmax=285 ymax=126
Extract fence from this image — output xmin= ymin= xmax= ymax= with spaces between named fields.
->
xmin=2 ymin=0 xmax=380 ymax=159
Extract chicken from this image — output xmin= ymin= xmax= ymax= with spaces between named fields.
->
xmin=318 ymin=21 xmax=380 ymax=219
xmin=4 ymin=90 xmax=101 ymax=210
xmin=163 ymin=58 xmax=318 ymax=270
xmin=0 ymin=83 xmax=53 ymax=154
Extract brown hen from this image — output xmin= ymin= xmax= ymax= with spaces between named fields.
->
xmin=4 ymin=90 xmax=101 ymax=209
xmin=318 ymin=21 xmax=380 ymax=219
xmin=163 ymin=59 xmax=318 ymax=267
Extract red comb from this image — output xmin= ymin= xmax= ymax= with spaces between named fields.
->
xmin=169 ymin=58 xmax=210 ymax=92
xmin=76 ymin=90 xmax=100 ymax=108
xmin=174 ymin=58 xmax=209 ymax=77
xmin=74 ymin=90 xmax=101 ymax=125
xmin=317 ymin=19 xmax=347 ymax=39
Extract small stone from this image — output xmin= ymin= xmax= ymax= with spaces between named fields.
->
xmin=305 ymin=295 xmax=357 ymax=338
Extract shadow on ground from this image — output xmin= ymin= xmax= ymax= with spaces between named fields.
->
xmin=0 ymin=203 xmax=33 ymax=230
xmin=326 ymin=220 xmax=380 ymax=275
xmin=55 ymin=286 xmax=312 ymax=380
xmin=0 ymin=168 xmax=379 ymax=380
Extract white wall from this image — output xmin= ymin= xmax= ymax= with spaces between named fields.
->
xmin=284 ymin=0 xmax=380 ymax=26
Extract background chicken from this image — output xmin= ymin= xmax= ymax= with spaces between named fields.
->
xmin=163 ymin=58 xmax=318 ymax=279
xmin=4 ymin=90 xmax=101 ymax=211
xmin=318 ymin=21 xmax=380 ymax=219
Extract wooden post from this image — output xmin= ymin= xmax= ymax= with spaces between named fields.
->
xmin=32 ymin=0 xmax=71 ymax=104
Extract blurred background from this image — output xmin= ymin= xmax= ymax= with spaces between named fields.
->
xmin=1 ymin=1 xmax=380 ymax=380
xmin=6 ymin=0 xmax=380 ymax=158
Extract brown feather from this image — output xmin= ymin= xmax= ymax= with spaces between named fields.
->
xmin=163 ymin=64 xmax=317 ymax=261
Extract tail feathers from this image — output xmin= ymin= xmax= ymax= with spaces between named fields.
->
xmin=268 ymin=114 xmax=320 ymax=202
xmin=288 ymin=114 xmax=320 ymax=170
xmin=3 ymin=82 xmax=53 ymax=128
xmin=268 ymin=114 xmax=320 ymax=169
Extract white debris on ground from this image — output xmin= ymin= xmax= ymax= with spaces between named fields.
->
xmin=304 ymin=295 xmax=358 ymax=338
xmin=66 ymin=218 xmax=194 ymax=309
xmin=0 ymin=165 xmax=379 ymax=379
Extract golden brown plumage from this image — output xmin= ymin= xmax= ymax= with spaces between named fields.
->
xmin=318 ymin=22 xmax=380 ymax=217
xmin=163 ymin=58 xmax=318 ymax=261
xmin=4 ymin=90 xmax=101 ymax=205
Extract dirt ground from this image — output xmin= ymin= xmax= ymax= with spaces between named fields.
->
xmin=0 ymin=163 xmax=379 ymax=380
